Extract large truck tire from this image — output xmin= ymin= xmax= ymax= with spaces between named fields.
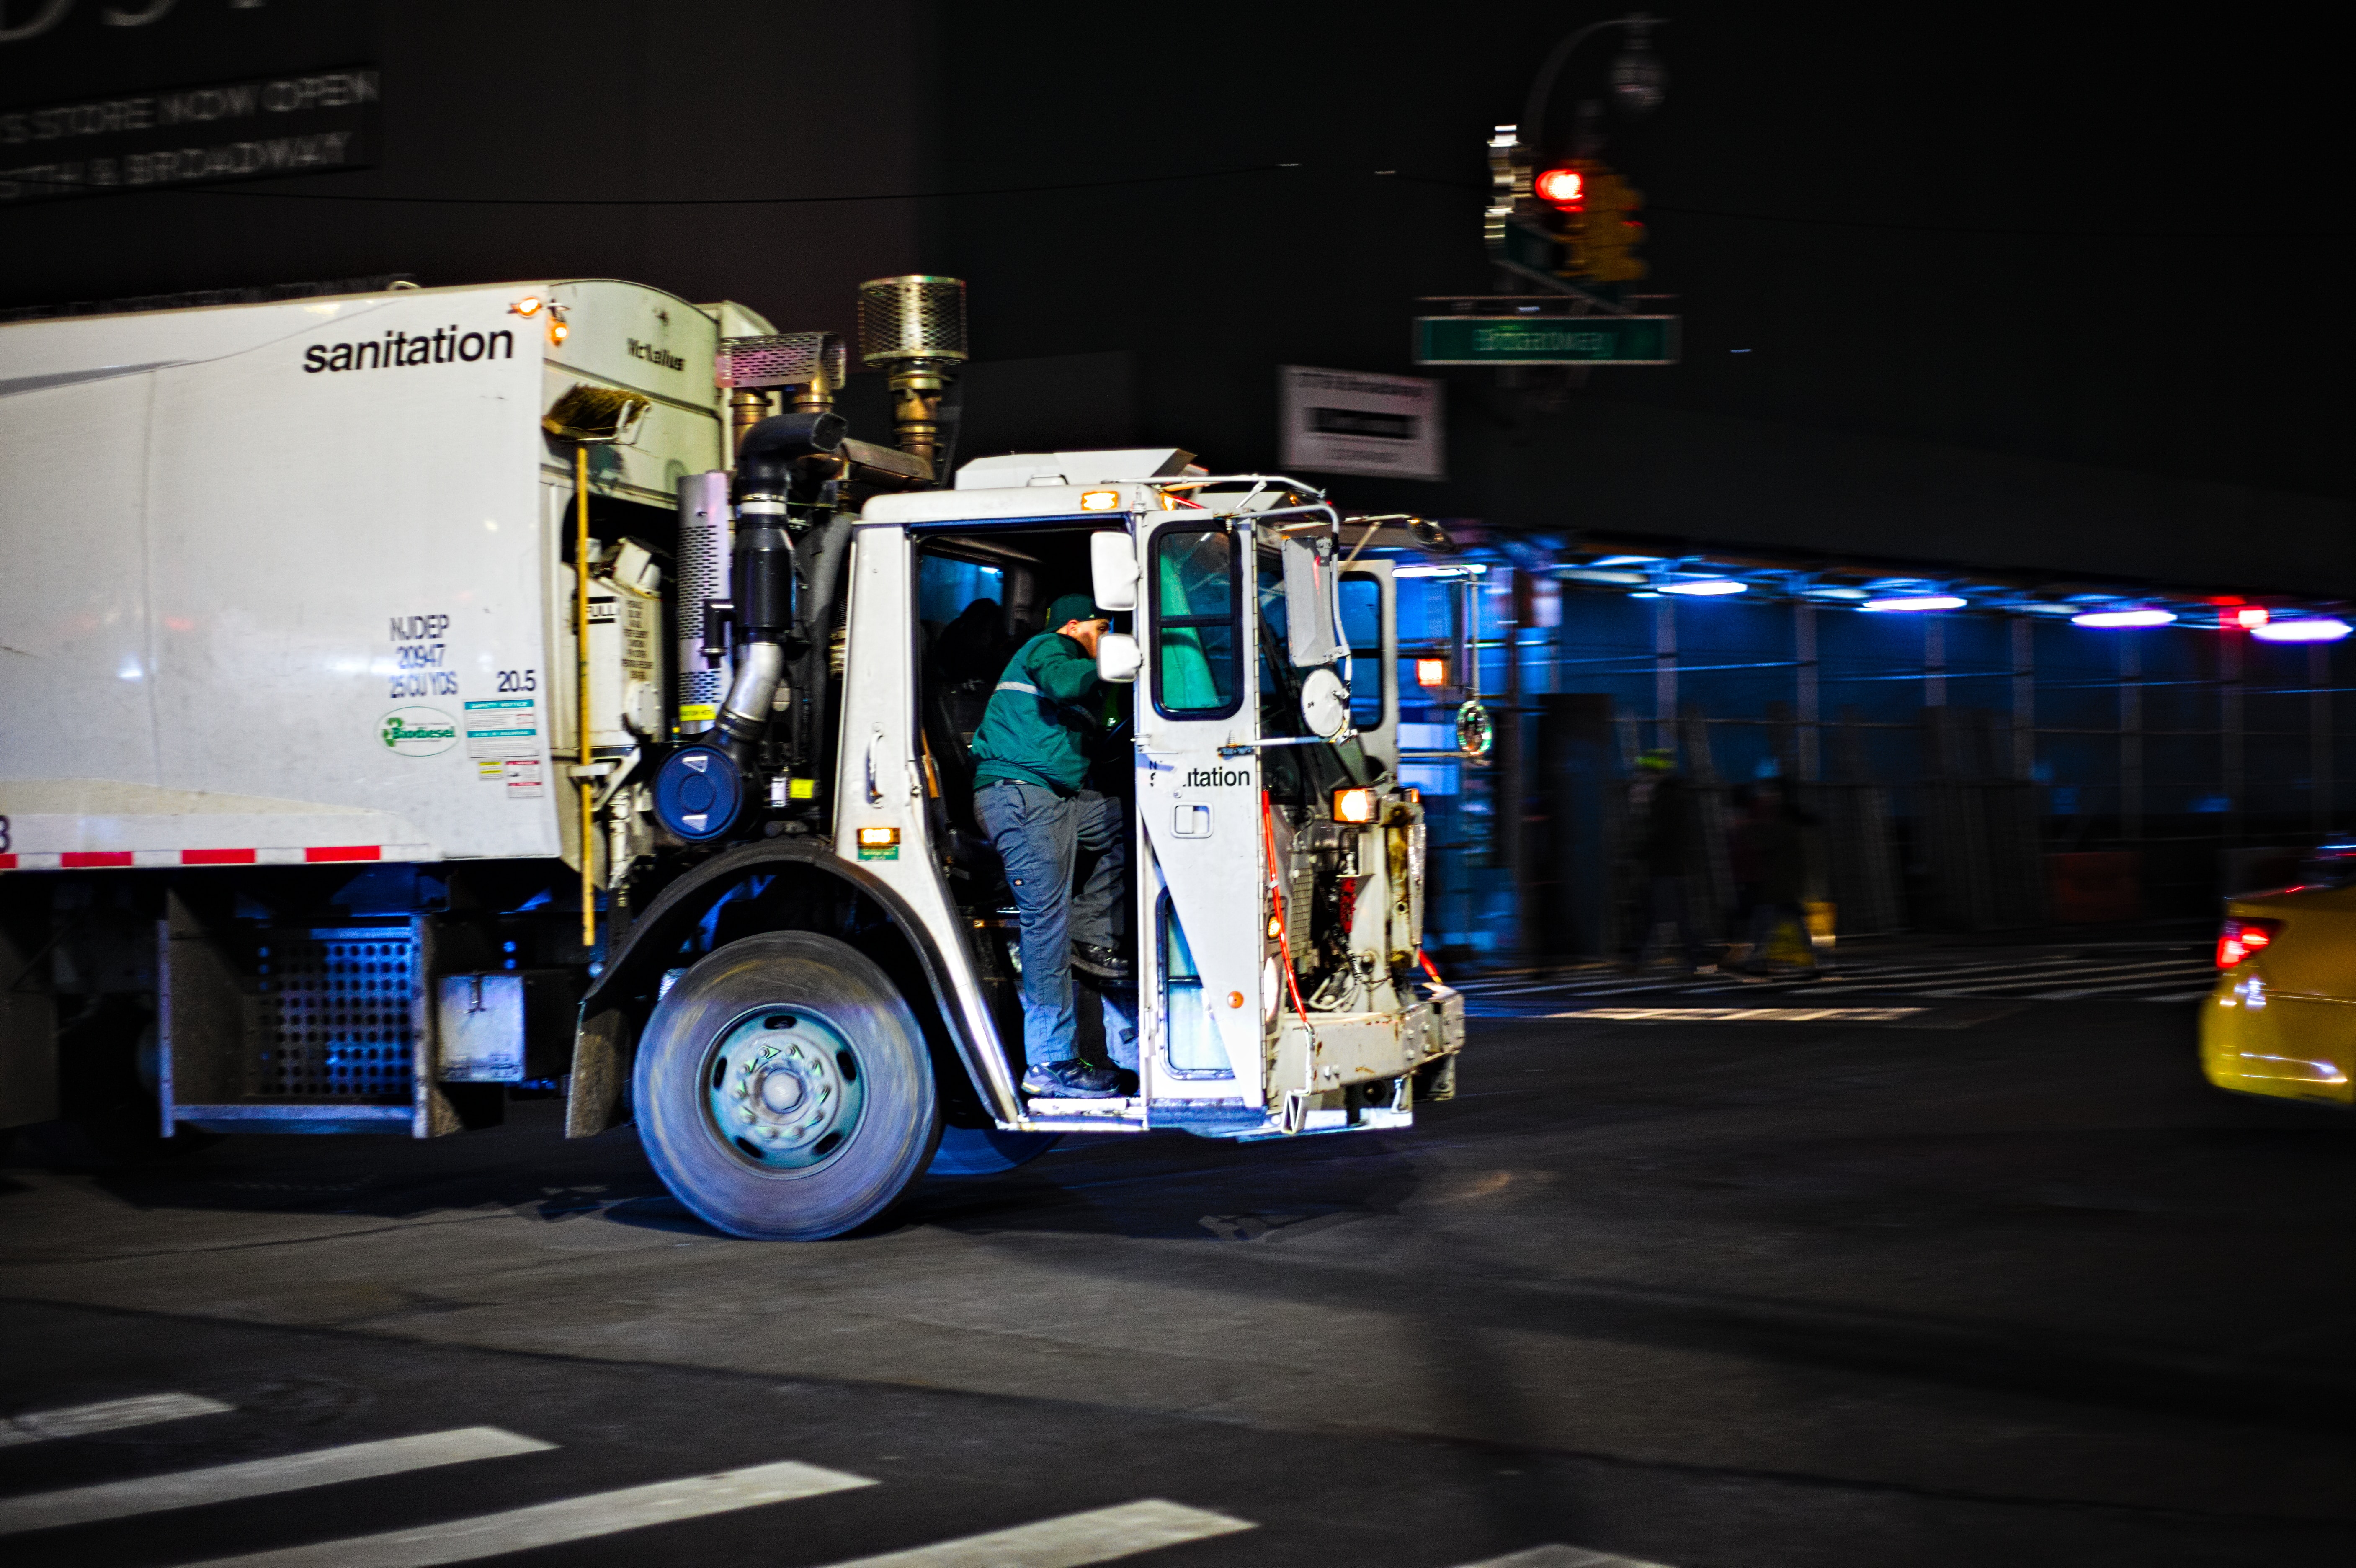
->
xmin=634 ymin=930 xmax=941 ymax=1241
xmin=929 ymin=1125 xmax=1059 ymax=1177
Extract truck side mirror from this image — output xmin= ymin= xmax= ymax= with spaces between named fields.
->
xmin=1280 ymin=534 xmax=1346 ymax=669
xmin=1096 ymin=631 xmax=1142 ymax=684
xmin=1090 ymin=530 xmax=1139 ymax=611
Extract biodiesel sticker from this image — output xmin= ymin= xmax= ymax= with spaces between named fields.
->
xmin=380 ymin=706 xmax=458 ymax=756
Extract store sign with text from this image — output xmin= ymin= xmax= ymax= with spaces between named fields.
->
xmin=0 ymin=65 xmax=378 ymax=203
xmin=1278 ymin=365 xmax=1445 ymax=483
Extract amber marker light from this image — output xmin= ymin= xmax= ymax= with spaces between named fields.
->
xmin=1416 ymin=657 xmax=1449 ymax=687
xmin=511 ymin=296 xmax=544 ymax=316
xmin=1332 ymin=786 xmax=1378 ymax=824
xmin=1079 ymin=489 xmax=1121 ymax=512
xmin=857 ymin=826 xmax=900 ymax=849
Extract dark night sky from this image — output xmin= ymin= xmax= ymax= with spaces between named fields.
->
xmin=2 ymin=1 xmax=2345 ymax=584
xmin=932 ymin=1 xmax=2346 ymax=502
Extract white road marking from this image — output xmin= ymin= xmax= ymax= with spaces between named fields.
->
xmin=810 ymin=1499 xmax=1254 ymax=1567
xmin=175 ymin=1458 xmax=874 ymax=1568
xmin=1465 ymin=952 xmax=2117 ymax=995
xmin=2026 ymin=968 xmax=2221 ymax=998
xmin=0 ymin=1393 xmax=234 ymax=1448
xmin=1552 ymin=1006 xmax=1924 ymax=1023
xmin=0 ymin=1427 xmax=553 ymax=1535
xmin=1915 ymin=960 xmax=2216 ymax=996
xmin=1452 ymin=1546 xmax=1682 ymax=1567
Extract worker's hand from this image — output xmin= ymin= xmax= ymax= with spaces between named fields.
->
xmin=1060 ymin=618 xmax=1110 ymax=657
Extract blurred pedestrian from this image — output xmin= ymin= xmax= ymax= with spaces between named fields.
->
xmin=1624 ymin=749 xmax=1710 ymax=974
xmin=1729 ymin=781 xmax=1830 ymax=977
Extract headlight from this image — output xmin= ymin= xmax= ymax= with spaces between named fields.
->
xmin=1332 ymin=786 xmax=1378 ymax=824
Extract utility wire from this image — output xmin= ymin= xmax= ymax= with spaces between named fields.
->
xmin=1372 ymin=170 xmax=2356 ymax=240
xmin=4 ymin=161 xmax=1299 ymax=207
xmin=14 ymin=155 xmax=2349 ymax=239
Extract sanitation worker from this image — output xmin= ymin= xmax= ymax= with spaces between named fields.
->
xmin=971 ymin=592 xmax=1132 ymax=1099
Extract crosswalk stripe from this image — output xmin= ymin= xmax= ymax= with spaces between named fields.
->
xmin=0 ymin=1427 xmax=553 ymax=1535
xmin=0 ymin=1393 xmax=233 ymax=1448
xmin=1923 ymin=961 xmax=2213 ymax=996
xmin=175 ymin=1458 xmax=874 ymax=1568
xmin=810 ymin=1498 xmax=1254 ymax=1568
xmin=2033 ymin=974 xmax=2220 ymax=999
xmin=1465 ymin=952 xmax=2144 ymax=994
xmin=1452 ymin=1547 xmax=1681 ymax=1568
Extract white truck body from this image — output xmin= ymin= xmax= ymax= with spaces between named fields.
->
xmin=0 ymin=279 xmax=724 ymax=870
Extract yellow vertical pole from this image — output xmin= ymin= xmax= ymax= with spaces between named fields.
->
xmin=575 ymin=445 xmax=596 ymax=951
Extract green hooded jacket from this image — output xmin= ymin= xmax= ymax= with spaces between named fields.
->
xmin=970 ymin=631 xmax=1106 ymax=796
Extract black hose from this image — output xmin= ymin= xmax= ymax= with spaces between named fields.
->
xmin=795 ymin=512 xmax=856 ymax=799
xmin=734 ymin=410 xmax=847 ymax=501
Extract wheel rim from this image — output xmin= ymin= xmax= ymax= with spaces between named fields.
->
xmin=700 ymin=1007 xmax=866 ymax=1171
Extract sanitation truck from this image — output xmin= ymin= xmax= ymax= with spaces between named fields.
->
xmin=0 ymin=276 xmax=1468 ymax=1239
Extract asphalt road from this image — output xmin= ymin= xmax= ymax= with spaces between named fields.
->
xmin=3 ymin=992 xmax=2351 ymax=1567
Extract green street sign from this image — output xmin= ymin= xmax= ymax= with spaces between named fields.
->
xmin=1413 ymin=314 xmax=1680 ymax=366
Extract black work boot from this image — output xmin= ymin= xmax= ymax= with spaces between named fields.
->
xmin=1070 ymin=942 xmax=1131 ymax=983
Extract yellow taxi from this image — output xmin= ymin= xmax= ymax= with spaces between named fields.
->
xmin=2202 ymin=886 xmax=2356 ymax=1106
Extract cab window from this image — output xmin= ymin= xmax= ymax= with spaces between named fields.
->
xmin=1340 ymin=572 xmax=1384 ymax=730
xmin=1151 ymin=526 xmax=1241 ymax=719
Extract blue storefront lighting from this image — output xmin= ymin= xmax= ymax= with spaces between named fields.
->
xmin=2071 ymin=607 xmax=2177 ymax=627
xmin=1863 ymin=595 xmax=1967 ymax=612
xmin=2251 ymin=618 xmax=2354 ymax=643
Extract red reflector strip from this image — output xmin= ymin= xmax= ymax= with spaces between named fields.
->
xmin=182 ymin=848 xmax=258 ymax=865
xmin=62 ymin=851 xmax=134 ymax=868
xmin=304 ymin=845 xmax=381 ymax=863
xmin=0 ymin=854 xmax=15 ymax=870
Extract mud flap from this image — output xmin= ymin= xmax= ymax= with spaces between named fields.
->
xmin=565 ymin=1009 xmax=634 ymax=1137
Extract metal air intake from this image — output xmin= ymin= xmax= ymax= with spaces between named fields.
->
xmin=717 ymin=332 xmax=847 ymax=401
xmin=856 ymin=275 xmax=967 ymax=476
xmin=717 ymin=331 xmax=846 ymax=451
xmin=856 ymin=275 xmax=967 ymax=368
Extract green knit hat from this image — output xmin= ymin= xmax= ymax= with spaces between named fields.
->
xmin=1045 ymin=592 xmax=1101 ymax=631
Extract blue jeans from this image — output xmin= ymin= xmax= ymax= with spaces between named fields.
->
xmin=976 ymin=780 xmax=1130 ymax=1069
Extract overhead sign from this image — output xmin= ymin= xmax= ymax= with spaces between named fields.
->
xmin=1414 ymin=314 xmax=1679 ymax=366
xmin=1278 ymin=366 xmax=1444 ymax=483
xmin=0 ymin=66 xmax=379 ymax=204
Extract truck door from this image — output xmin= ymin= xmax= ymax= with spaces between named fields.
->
xmin=1132 ymin=515 xmax=1265 ymax=1120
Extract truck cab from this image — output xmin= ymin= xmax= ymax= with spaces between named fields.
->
xmin=603 ymin=451 xmax=1465 ymax=1239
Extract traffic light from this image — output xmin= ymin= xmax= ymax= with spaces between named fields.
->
xmin=1533 ymin=165 xmax=1585 ymax=208
xmin=1533 ymin=160 xmax=1648 ymax=284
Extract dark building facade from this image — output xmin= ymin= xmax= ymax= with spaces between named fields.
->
xmin=7 ymin=0 xmax=2347 ymax=955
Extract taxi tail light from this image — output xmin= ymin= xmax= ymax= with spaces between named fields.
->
xmin=2216 ymin=916 xmax=2282 ymax=968
xmin=1332 ymin=786 xmax=1378 ymax=824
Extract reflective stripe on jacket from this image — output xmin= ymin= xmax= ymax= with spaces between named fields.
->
xmin=970 ymin=631 xmax=1103 ymax=796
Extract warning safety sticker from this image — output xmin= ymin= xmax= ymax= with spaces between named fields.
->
xmin=464 ymin=698 xmax=538 ymax=759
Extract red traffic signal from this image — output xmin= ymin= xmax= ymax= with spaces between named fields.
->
xmin=1534 ymin=166 xmax=1585 ymax=209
